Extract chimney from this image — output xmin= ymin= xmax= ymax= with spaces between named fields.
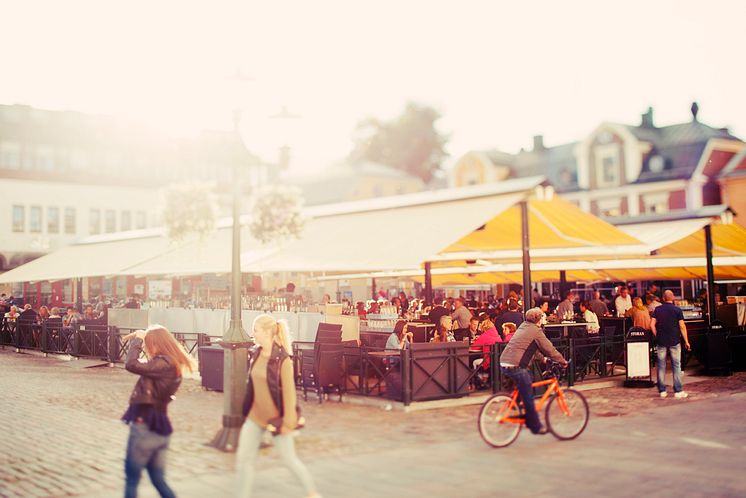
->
xmin=640 ymin=107 xmax=655 ymax=128
xmin=533 ymin=135 xmax=544 ymax=151
xmin=691 ymin=101 xmax=699 ymax=121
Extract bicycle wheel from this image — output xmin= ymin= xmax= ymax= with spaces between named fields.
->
xmin=545 ymin=388 xmax=589 ymax=440
xmin=478 ymin=394 xmax=522 ymax=448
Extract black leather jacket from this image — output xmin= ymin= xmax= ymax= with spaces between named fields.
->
xmin=125 ymin=337 xmax=182 ymax=411
xmin=241 ymin=343 xmax=290 ymax=418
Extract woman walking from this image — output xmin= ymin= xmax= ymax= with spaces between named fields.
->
xmin=236 ymin=314 xmax=319 ymax=498
xmin=122 ymin=325 xmax=193 ymax=498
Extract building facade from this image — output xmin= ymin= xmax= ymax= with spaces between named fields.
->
xmin=0 ymin=104 xmax=256 ymax=272
xmin=450 ymin=104 xmax=744 ymax=221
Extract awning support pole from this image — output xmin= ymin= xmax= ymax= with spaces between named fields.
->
xmin=520 ymin=200 xmax=532 ymax=316
xmin=76 ymin=278 xmax=83 ymax=311
xmin=559 ymin=270 xmax=567 ymax=300
xmin=704 ymin=224 xmax=716 ymax=324
xmin=371 ymin=277 xmax=377 ymax=301
xmin=424 ymin=262 xmax=433 ymax=306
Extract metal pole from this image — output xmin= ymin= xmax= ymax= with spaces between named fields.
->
xmin=211 ymin=110 xmax=252 ymax=452
xmin=424 ymin=262 xmax=433 ymax=306
xmin=520 ymin=200 xmax=532 ymax=316
xmin=76 ymin=278 xmax=83 ymax=312
xmin=371 ymin=277 xmax=377 ymax=301
xmin=704 ymin=224 xmax=716 ymax=324
xmin=559 ymin=270 xmax=567 ymax=301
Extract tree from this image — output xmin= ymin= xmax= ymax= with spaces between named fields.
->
xmin=350 ymin=102 xmax=449 ymax=183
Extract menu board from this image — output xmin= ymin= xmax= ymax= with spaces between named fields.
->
xmin=626 ymin=342 xmax=650 ymax=378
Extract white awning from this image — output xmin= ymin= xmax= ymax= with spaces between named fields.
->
xmin=0 ymin=177 xmax=545 ymax=282
xmin=0 ymin=234 xmax=173 ymax=284
xmin=617 ymin=218 xmax=712 ymax=253
xmin=249 ymin=179 xmax=542 ymax=272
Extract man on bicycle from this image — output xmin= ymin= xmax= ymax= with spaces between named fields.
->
xmin=499 ymin=307 xmax=568 ymax=435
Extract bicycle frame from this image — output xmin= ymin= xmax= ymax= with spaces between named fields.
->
xmin=498 ymin=377 xmax=574 ymax=424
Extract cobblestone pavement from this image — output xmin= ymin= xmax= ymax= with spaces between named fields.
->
xmin=2 ymin=348 xmax=746 ymax=497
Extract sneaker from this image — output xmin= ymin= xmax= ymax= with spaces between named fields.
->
xmin=659 ymin=391 xmax=668 ymax=398
xmin=532 ymin=426 xmax=548 ymax=435
xmin=674 ymin=391 xmax=688 ymax=399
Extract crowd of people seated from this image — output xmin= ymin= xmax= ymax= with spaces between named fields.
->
xmin=0 ymin=294 xmax=114 ymax=328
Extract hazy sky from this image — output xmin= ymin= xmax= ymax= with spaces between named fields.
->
xmin=1 ymin=0 xmax=744 ymax=176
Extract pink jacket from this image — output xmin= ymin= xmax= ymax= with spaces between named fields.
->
xmin=472 ymin=327 xmax=502 ymax=368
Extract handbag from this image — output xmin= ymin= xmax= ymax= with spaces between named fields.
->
xmin=266 ymin=405 xmax=305 ymax=435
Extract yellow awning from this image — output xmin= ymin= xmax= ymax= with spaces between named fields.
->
xmin=438 ymin=197 xmax=644 ymax=263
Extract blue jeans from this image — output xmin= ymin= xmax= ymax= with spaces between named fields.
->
xmin=124 ymin=423 xmax=175 ymax=498
xmin=501 ymin=367 xmax=542 ymax=433
xmin=656 ymin=343 xmax=683 ymax=393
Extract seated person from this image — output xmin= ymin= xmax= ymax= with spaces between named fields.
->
xmin=626 ymin=297 xmax=652 ymax=330
xmin=471 ymin=318 xmax=502 ymax=369
xmin=502 ymin=322 xmax=517 ymax=342
xmin=497 ymin=299 xmax=524 ymax=329
xmin=4 ymin=305 xmax=19 ymax=321
xmin=385 ymin=320 xmax=413 ymax=351
xmin=467 ymin=316 xmax=480 ymax=341
xmin=499 ymin=308 xmax=568 ymax=435
xmin=579 ymin=301 xmax=600 ymax=334
xmin=427 ymin=301 xmax=449 ymax=326
xmin=19 ymin=304 xmax=39 ymax=324
xmin=356 ymin=301 xmax=367 ymax=319
xmin=63 ymin=307 xmax=81 ymax=327
xmin=431 ymin=315 xmax=455 ymax=343
xmin=645 ymin=293 xmax=662 ymax=314
xmin=81 ymin=304 xmax=102 ymax=323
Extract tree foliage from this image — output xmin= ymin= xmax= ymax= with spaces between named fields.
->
xmin=350 ymin=102 xmax=448 ymax=183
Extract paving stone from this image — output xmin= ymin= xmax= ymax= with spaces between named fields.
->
xmin=2 ymin=349 xmax=746 ymax=497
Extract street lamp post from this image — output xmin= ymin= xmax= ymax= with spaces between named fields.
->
xmin=210 ymin=109 xmax=253 ymax=452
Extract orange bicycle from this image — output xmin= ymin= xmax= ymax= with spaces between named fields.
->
xmin=478 ymin=360 xmax=589 ymax=447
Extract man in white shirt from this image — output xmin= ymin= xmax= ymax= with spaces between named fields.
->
xmin=615 ymin=286 xmax=633 ymax=317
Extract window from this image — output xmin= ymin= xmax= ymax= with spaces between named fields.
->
xmin=35 ymin=145 xmax=55 ymax=171
xmin=70 ymin=149 xmax=89 ymax=170
xmin=121 ymin=211 xmax=131 ymax=231
xmin=64 ymin=207 xmax=76 ymax=234
xmin=594 ymin=144 xmax=621 ymax=188
xmin=105 ymin=209 xmax=116 ymax=233
xmin=12 ymin=205 xmax=24 ymax=232
xmin=0 ymin=141 xmax=21 ymax=169
xmin=643 ymin=192 xmax=669 ymax=214
xmin=89 ymin=209 xmax=101 ymax=235
xmin=47 ymin=207 xmax=59 ymax=233
xmin=30 ymin=206 xmax=42 ymax=232
xmin=597 ymin=198 xmax=622 ymax=218
xmin=135 ymin=211 xmax=147 ymax=229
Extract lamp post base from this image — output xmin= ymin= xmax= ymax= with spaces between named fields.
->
xmin=209 ymin=414 xmax=246 ymax=452
xmin=210 ymin=332 xmax=252 ymax=452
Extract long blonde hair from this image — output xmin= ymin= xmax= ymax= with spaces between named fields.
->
xmin=143 ymin=324 xmax=194 ymax=374
xmin=252 ymin=314 xmax=293 ymax=355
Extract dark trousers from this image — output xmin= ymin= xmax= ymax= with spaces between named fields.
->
xmin=502 ymin=367 xmax=542 ymax=433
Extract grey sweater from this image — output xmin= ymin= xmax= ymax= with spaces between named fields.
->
xmin=499 ymin=321 xmax=566 ymax=368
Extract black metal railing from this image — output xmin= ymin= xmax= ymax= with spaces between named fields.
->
xmin=0 ymin=318 xmax=208 ymax=363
